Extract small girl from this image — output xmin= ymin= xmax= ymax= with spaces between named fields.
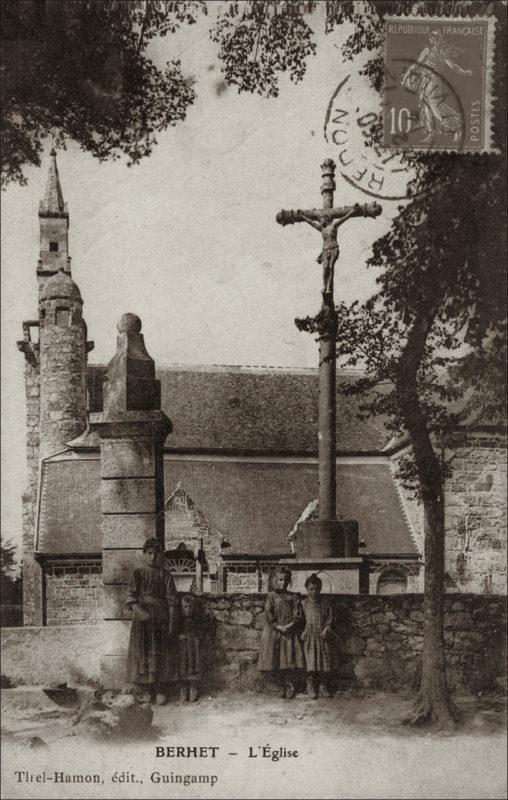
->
xmin=257 ymin=566 xmax=304 ymax=699
xmin=126 ymin=538 xmax=178 ymax=705
xmin=173 ymin=593 xmax=205 ymax=702
xmin=301 ymin=573 xmax=336 ymax=699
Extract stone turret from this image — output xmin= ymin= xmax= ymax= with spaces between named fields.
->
xmin=38 ymin=268 xmax=89 ymax=460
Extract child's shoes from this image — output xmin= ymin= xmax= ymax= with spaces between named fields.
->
xmin=284 ymin=681 xmax=296 ymax=700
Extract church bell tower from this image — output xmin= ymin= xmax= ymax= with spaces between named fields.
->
xmin=37 ymin=148 xmax=71 ymax=293
xmin=18 ymin=149 xmax=93 ymax=624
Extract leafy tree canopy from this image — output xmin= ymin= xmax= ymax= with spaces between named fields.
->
xmin=1 ymin=536 xmax=19 ymax=579
xmin=1 ymin=0 xmax=322 ymax=187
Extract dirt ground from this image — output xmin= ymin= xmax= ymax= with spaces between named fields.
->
xmin=1 ymin=687 xmax=507 ymax=799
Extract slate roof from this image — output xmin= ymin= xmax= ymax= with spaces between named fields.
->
xmin=37 ymin=457 xmax=417 ymax=557
xmin=87 ymin=364 xmax=391 ymax=454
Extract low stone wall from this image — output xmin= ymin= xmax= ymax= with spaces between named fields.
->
xmin=2 ymin=594 xmax=505 ymax=694
xmin=1 ymin=624 xmax=104 ymax=686
xmin=202 ymin=593 xmax=507 ymax=695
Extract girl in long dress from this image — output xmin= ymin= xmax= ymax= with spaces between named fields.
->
xmin=257 ymin=567 xmax=304 ymax=699
xmin=126 ymin=537 xmax=178 ymax=705
xmin=173 ymin=593 xmax=206 ymax=703
xmin=301 ymin=573 xmax=336 ymax=699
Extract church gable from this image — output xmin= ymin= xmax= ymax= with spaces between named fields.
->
xmin=164 ymin=483 xmax=223 ymax=565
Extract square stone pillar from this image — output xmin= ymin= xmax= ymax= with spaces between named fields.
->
xmin=90 ymin=314 xmax=171 ymax=686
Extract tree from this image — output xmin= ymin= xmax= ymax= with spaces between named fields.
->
xmin=1 ymin=0 xmax=319 ymax=187
xmin=1 ymin=0 xmax=202 ymax=187
xmin=297 ymin=1 xmax=506 ymax=727
xmin=1 ymin=537 xmax=22 ymax=606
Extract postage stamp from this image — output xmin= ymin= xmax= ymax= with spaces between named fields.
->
xmin=383 ymin=16 xmax=495 ymax=152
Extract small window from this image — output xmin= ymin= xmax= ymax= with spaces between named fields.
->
xmin=49 ymin=242 xmax=59 ymax=252
xmin=56 ymin=307 xmax=70 ymax=327
xmin=377 ymin=569 xmax=408 ymax=595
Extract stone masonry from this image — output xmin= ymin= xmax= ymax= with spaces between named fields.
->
xmin=444 ymin=431 xmax=507 ymax=593
xmin=20 ymin=354 xmax=41 ymax=626
xmin=46 ymin=573 xmax=102 ymax=626
xmin=165 ymin=485 xmax=222 ymax=566
xmin=90 ymin=312 xmax=171 ymax=684
xmin=38 ymin=273 xmax=88 ymax=460
xmin=393 ymin=430 xmax=507 ymax=594
xmin=2 ymin=594 xmax=505 ymax=695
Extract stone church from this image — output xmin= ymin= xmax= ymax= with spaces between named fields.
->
xmin=18 ymin=153 xmax=507 ymax=627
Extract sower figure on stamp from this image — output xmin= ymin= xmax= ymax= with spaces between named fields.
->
xmin=126 ymin=538 xmax=178 ymax=705
xmin=297 ymin=208 xmax=357 ymax=298
xmin=401 ymin=29 xmax=472 ymax=143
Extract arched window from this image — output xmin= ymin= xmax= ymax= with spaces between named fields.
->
xmin=377 ymin=568 xmax=408 ymax=595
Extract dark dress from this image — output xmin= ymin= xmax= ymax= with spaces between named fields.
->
xmin=301 ymin=596 xmax=335 ymax=673
xmin=257 ymin=590 xmax=305 ymax=672
xmin=173 ymin=611 xmax=205 ymax=682
xmin=126 ymin=565 xmax=178 ymax=685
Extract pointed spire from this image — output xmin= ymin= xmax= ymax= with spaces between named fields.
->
xmin=40 ymin=148 xmax=66 ymax=215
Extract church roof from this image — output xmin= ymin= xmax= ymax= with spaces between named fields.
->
xmin=41 ymin=268 xmax=82 ymax=301
xmin=36 ymin=456 xmax=417 ymax=557
xmin=87 ymin=364 xmax=391 ymax=454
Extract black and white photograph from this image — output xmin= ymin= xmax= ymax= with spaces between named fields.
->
xmin=1 ymin=2 xmax=506 ymax=798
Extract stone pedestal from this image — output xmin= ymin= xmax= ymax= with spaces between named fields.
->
xmin=90 ymin=314 xmax=171 ymax=687
xmin=282 ymin=518 xmax=369 ymax=594
xmin=279 ymin=557 xmax=369 ymax=594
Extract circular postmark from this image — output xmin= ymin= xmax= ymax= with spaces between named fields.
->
xmin=324 ymin=74 xmax=414 ymax=201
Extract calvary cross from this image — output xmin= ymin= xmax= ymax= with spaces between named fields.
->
xmin=276 ymin=159 xmax=382 ymax=527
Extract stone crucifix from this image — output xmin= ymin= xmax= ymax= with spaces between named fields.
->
xmin=276 ymin=159 xmax=382 ymax=533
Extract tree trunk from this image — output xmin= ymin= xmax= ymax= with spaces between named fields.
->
xmin=396 ymin=312 xmax=456 ymax=730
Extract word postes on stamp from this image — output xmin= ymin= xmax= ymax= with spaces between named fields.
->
xmin=383 ymin=16 xmax=495 ymax=152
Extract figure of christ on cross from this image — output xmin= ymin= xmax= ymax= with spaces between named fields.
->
xmin=276 ymin=159 xmax=382 ymax=304
xmin=296 ymin=208 xmax=358 ymax=298
xmin=276 ymin=160 xmax=382 ymax=528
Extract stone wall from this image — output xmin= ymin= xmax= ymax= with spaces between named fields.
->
xmin=2 ymin=594 xmax=505 ymax=695
xmin=201 ymin=594 xmax=506 ymax=695
xmin=38 ymin=298 xmax=87 ymax=461
xmin=22 ymin=355 xmax=41 ymax=627
xmin=392 ymin=430 xmax=507 ymax=595
xmin=225 ymin=564 xmax=272 ymax=594
xmin=45 ymin=561 xmax=102 ymax=625
xmin=444 ymin=431 xmax=507 ymax=594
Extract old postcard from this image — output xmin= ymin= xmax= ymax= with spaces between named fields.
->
xmin=1 ymin=2 xmax=506 ymax=799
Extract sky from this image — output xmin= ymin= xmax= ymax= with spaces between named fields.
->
xmin=1 ymin=7 xmax=412 ymax=554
